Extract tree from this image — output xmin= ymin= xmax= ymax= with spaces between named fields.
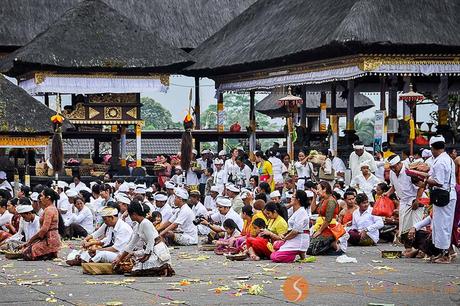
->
xmin=201 ymin=93 xmax=282 ymax=150
xmin=430 ymin=94 xmax=460 ymax=142
xmin=141 ymin=97 xmax=181 ymax=130
xmin=354 ymin=117 xmax=375 ymax=145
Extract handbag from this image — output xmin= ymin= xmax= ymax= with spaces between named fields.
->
xmin=372 ymin=196 xmax=395 ymax=217
xmin=429 ymin=159 xmax=453 ymax=207
xmin=319 ymin=167 xmax=335 ymax=181
xmin=153 ymin=241 xmax=171 ymax=262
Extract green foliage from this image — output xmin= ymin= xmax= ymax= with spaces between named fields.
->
xmin=354 ymin=117 xmax=375 ymax=145
xmin=141 ymin=97 xmax=181 ymax=130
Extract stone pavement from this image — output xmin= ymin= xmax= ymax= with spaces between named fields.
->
xmin=0 ymin=241 xmax=459 ymax=306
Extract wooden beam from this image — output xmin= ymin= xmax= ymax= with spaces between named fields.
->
xmin=217 ymin=92 xmax=224 ymax=133
xmin=300 ymin=85 xmax=307 ymax=127
xmin=194 ymin=77 xmax=201 ymax=129
xmin=346 ymin=80 xmax=355 ymax=131
xmin=249 ymin=90 xmax=256 ymax=152
xmin=379 ymin=77 xmax=386 ymax=111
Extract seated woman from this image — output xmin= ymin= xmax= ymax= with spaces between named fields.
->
xmin=246 ymin=218 xmax=272 ymax=260
xmin=0 ymin=199 xmax=13 ymax=241
xmin=337 ymin=191 xmax=358 ymax=227
xmin=64 ymin=196 xmax=94 ymax=239
xmin=0 ymin=198 xmax=21 ymax=242
xmin=0 ymin=203 xmax=40 ymax=251
xmin=270 ymin=190 xmax=311 ymax=263
xmin=348 ymin=193 xmax=384 ymax=246
xmin=308 ymin=181 xmax=344 ymax=256
xmin=214 ymin=219 xmax=241 ymax=255
xmin=113 ymin=200 xmax=174 ymax=276
xmin=22 ymin=188 xmax=61 ymax=260
xmin=263 ymin=202 xmax=288 ymax=236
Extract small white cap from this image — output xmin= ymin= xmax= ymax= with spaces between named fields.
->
xmin=154 ymin=193 xmax=168 ymax=202
xmin=0 ymin=171 xmax=6 ymax=180
xmin=353 ymin=144 xmax=365 ymax=150
xmin=118 ymin=183 xmax=129 ymax=192
xmin=422 ymin=149 xmax=432 ymax=158
xmin=240 ymin=191 xmax=251 ymax=200
xmin=165 ymin=181 xmax=175 ymax=189
xmin=269 ymin=190 xmax=281 ymax=198
xmin=429 ymin=135 xmax=445 ymax=146
xmin=128 ymin=182 xmax=136 ymax=189
xmin=214 ymin=158 xmax=224 ymax=165
xmin=117 ymin=196 xmax=131 ymax=205
xmin=226 ymin=184 xmax=240 ymax=193
xmin=359 ymin=161 xmax=370 ymax=169
xmin=145 ymin=187 xmax=153 ymax=193
xmin=216 ymin=196 xmax=232 ymax=207
xmin=135 ymin=187 xmax=146 ymax=194
xmin=305 ymin=190 xmax=315 ymax=197
xmin=57 ymin=181 xmax=68 ymax=189
xmin=218 ymin=150 xmax=226 ymax=156
xmin=210 ymin=186 xmax=220 ymax=193
xmin=65 ymin=189 xmax=78 ymax=198
xmin=201 ymin=149 xmax=210 ymax=154
xmin=387 ymin=155 xmax=401 ymax=166
xmin=174 ymin=187 xmax=189 ymax=200
xmin=16 ymin=205 xmax=33 ymax=214
xmin=100 ymin=207 xmax=118 ymax=217
xmin=31 ymin=192 xmax=39 ymax=201
xmin=192 ymin=149 xmax=198 ymax=155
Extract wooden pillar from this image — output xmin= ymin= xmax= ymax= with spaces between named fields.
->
xmin=94 ymin=139 xmax=100 ymax=162
xmin=136 ymin=123 xmax=142 ymax=167
xmin=403 ymin=77 xmax=411 ymax=121
xmin=217 ymin=92 xmax=224 ymax=132
xmin=44 ymin=93 xmax=50 ymax=107
xmin=379 ymin=77 xmax=386 ymax=111
xmin=111 ymin=126 xmax=120 ymax=170
xmin=319 ymin=91 xmax=327 ymax=132
xmin=344 ymin=80 xmax=356 ymax=145
xmin=437 ymin=75 xmax=450 ymax=140
xmin=120 ymin=126 xmax=127 ymax=167
xmin=300 ymin=86 xmax=307 ymax=128
xmin=388 ymin=76 xmax=398 ymax=143
xmin=249 ymin=90 xmax=256 ymax=153
xmin=194 ymin=77 xmax=201 ymax=152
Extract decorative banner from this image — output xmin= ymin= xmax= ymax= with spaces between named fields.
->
xmin=136 ymin=124 xmax=142 ymax=167
xmin=319 ymin=101 xmax=327 ymax=132
xmin=374 ymin=110 xmax=385 ymax=152
xmin=217 ymin=102 xmax=225 ymax=132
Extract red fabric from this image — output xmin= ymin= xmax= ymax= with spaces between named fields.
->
xmin=246 ymin=237 xmax=272 ymax=259
xmin=318 ymin=197 xmax=340 ymax=238
xmin=452 ymin=185 xmax=460 ymax=247
xmin=372 ymin=196 xmax=395 ymax=217
xmin=341 ymin=212 xmax=353 ymax=225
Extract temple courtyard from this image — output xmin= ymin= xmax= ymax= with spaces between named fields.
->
xmin=0 ymin=243 xmax=458 ymax=306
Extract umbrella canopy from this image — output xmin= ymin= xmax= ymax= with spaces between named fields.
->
xmin=256 ymin=92 xmax=374 ymax=118
xmin=0 ymin=0 xmax=193 ymax=77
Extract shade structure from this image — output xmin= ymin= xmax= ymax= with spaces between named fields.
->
xmin=256 ymin=92 xmax=374 ymax=118
xmin=0 ymin=75 xmax=73 ymax=147
xmin=188 ymin=0 xmax=460 ymax=76
xmin=0 ymin=0 xmax=193 ymax=78
xmin=0 ymin=0 xmax=256 ymax=51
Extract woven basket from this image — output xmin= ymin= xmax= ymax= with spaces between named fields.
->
xmin=35 ymin=167 xmax=46 ymax=176
xmin=64 ymin=168 xmax=73 ymax=176
xmin=79 ymin=165 xmax=92 ymax=176
xmin=82 ymin=263 xmax=113 ymax=275
xmin=91 ymin=171 xmax=105 ymax=177
xmin=93 ymin=164 xmax=109 ymax=172
xmin=80 ymin=159 xmax=93 ymax=166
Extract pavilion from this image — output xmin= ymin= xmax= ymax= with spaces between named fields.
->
xmin=187 ymin=0 xmax=460 ymax=155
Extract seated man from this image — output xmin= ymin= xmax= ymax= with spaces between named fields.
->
xmin=200 ymin=196 xmax=244 ymax=241
xmin=159 ymin=188 xmax=198 ymax=246
xmin=64 ymin=196 xmax=94 ymax=238
xmin=189 ymin=190 xmax=210 ymax=236
xmin=0 ymin=204 xmax=40 ymax=251
xmin=67 ymin=207 xmax=133 ymax=266
xmin=153 ymin=192 xmax=173 ymax=224
xmin=204 ymin=186 xmax=219 ymax=212
xmin=348 ymin=193 xmax=384 ymax=246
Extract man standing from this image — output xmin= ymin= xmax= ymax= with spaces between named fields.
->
xmin=386 ymin=154 xmax=424 ymax=257
xmin=349 ymin=141 xmax=377 ymax=180
xmin=422 ymin=135 xmax=456 ymax=263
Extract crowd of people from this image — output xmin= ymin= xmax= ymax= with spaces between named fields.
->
xmin=0 ymin=134 xmax=458 ymax=277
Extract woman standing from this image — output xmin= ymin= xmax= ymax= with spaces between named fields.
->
xmin=22 ymin=188 xmax=61 ymax=260
xmin=113 ymin=200 xmax=174 ymax=276
xmin=308 ymin=181 xmax=344 ymax=255
xmin=294 ymin=150 xmax=313 ymax=190
xmin=270 ymin=190 xmax=311 ymax=263
xmin=267 ymin=150 xmax=284 ymax=192
xmin=254 ymin=151 xmax=274 ymax=192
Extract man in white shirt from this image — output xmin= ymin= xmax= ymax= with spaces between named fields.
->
xmin=204 ymin=186 xmax=219 ymax=212
xmin=224 ymin=148 xmax=240 ymax=184
xmin=0 ymin=171 xmax=13 ymax=197
xmin=153 ymin=192 xmax=173 ymax=224
xmin=56 ymin=182 xmax=74 ymax=226
xmin=350 ymin=162 xmax=381 ymax=203
xmin=386 ymin=154 xmax=424 ymax=256
xmin=348 ymin=193 xmax=383 ymax=246
xmin=189 ymin=190 xmax=210 ymax=236
xmin=349 ymin=141 xmax=377 ymax=180
xmin=201 ymin=196 xmax=244 ymax=235
xmin=1 ymin=205 xmax=39 ymax=250
xmin=235 ymin=157 xmax=252 ymax=188
xmin=331 ymin=150 xmax=346 ymax=178
xmin=213 ymin=159 xmax=227 ymax=194
xmin=159 ymin=188 xmax=198 ymax=246
xmin=0 ymin=199 xmax=12 ymax=231
xmin=72 ymin=207 xmax=133 ymax=265
xmin=423 ymin=135 xmax=457 ymax=264
xmin=165 ymin=181 xmax=176 ymax=209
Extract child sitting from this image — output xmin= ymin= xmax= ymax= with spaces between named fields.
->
xmin=245 ymin=218 xmax=273 ymax=261
xmin=214 ymin=219 xmax=241 ymax=255
xmin=150 ymin=211 xmax=163 ymax=231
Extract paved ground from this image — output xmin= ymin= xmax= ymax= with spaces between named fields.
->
xmin=0 ymin=241 xmax=459 ymax=306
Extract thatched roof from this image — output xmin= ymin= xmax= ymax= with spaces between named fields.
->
xmin=0 ymin=0 xmax=256 ymax=51
xmin=188 ymin=0 xmax=460 ymax=75
xmin=256 ymin=92 xmax=374 ymax=118
xmin=0 ymin=75 xmax=73 ymax=134
xmin=0 ymin=0 xmax=195 ymax=77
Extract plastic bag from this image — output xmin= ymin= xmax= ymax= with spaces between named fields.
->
xmin=372 ymin=196 xmax=395 ymax=217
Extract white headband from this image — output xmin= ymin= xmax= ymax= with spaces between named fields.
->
xmin=388 ymin=155 xmax=401 ymax=166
